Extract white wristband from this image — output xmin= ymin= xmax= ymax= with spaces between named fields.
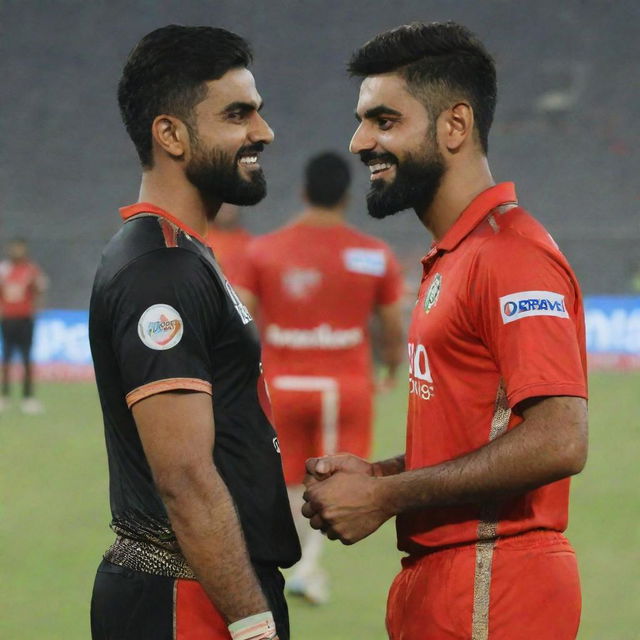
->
xmin=228 ymin=611 xmax=276 ymax=640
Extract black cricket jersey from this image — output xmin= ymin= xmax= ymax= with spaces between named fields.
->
xmin=89 ymin=202 xmax=300 ymax=570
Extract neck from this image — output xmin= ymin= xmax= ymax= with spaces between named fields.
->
xmin=416 ymin=156 xmax=494 ymax=241
xmin=138 ymin=166 xmax=222 ymax=238
xmin=296 ymin=205 xmax=346 ymax=227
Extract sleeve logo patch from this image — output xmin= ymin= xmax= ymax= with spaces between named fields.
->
xmin=137 ymin=304 xmax=184 ymax=350
xmin=343 ymin=248 xmax=386 ymax=276
xmin=499 ymin=290 xmax=569 ymax=324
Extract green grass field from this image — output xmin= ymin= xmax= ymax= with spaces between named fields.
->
xmin=1 ymin=373 xmax=639 ymax=639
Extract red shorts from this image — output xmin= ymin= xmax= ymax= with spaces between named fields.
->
xmin=267 ymin=375 xmax=373 ymax=485
xmin=386 ymin=530 xmax=581 ymax=640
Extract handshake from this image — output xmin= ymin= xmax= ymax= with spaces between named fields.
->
xmin=301 ymin=453 xmax=395 ymax=545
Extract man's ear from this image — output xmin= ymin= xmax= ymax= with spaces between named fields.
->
xmin=439 ymin=102 xmax=474 ymax=153
xmin=150 ymin=115 xmax=190 ymax=160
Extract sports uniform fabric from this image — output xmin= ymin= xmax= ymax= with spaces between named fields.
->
xmin=205 ymin=226 xmax=253 ymax=285
xmin=386 ymin=530 xmax=581 ymax=639
xmin=1 ymin=317 xmax=34 ymax=396
xmin=91 ymin=559 xmax=290 ymax=640
xmin=89 ymin=202 xmax=299 ymax=637
xmin=236 ymin=222 xmax=403 ymax=480
xmin=398 ymin=182 xmax=588 ymax=553
xmin=0 ymin=259 xmax=46 ymax=318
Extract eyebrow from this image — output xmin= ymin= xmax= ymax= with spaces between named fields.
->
xmin=355 ymin=104 xmax=403 ymax=122
xmin=221 ymin=100 xmax=264 ymax=114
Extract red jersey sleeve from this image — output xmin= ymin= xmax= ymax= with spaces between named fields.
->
xmin=468 ymin=231 xmax=587 ymax=409
xmin=233 ymin=238 xmax=261 ymax=296
xmin=377 ymin=246 xmax=404 ymax=306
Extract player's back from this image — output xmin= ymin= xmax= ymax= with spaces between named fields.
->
xmin=240 ymin=221 xmax=402 ymax=377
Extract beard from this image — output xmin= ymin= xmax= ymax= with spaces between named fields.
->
xmin=185 ymin=138 xmax=267 ymax=208
xmin=363 ymin=145 xmax=446 ymax=220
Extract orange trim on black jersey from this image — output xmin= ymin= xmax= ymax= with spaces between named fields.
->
xmin=159 ymin=219 xmax=178 ymax=248
xmin=119 ymin=202 xmax=208 ymax=245
xmin=126 ymin=378 xmax=212 ymax=408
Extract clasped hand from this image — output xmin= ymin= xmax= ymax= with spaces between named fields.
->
xmin=301 ymin=453 xmax=393 ymax=545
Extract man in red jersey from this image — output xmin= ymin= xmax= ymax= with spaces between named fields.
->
xmin=303 ymin=23 xmax=588 ymax=639
xmin=236 ymin=151 xmax=404 ymax=604
xmin=0 ymin=238 xmax=48 ymax=414
xmin=206 ymin=203 xmax=253 ymax=285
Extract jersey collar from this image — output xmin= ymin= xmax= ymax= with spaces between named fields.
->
xmin=119 ymin=202 xmax=208 ymax=245
xmin=433 ymin=182 xmax=518 ymax=254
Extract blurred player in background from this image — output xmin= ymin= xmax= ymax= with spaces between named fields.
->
xmin=236 ymin=151 xmax=404 ymax=604
xmin=206 ymin=203 xmax=253 ymax=284
xmin=303 ymin=22 xmax=588 ymax=639
xmin=0 ymin=238 xmax=48 ymax=414
xmin=89 ymin=25 xmax=299 ymax=640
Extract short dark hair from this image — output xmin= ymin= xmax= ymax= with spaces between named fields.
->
xmin=349 ymin=22 xmax=496 ymax=153
xmin=305 ymin=152 xmax=351 ymax=208
xmin=118 ymin=25 xmax=253 ymax=167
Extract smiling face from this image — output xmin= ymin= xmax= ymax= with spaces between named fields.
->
xmin=185 ymin=67 xmax=274 ymax=207
xmin=350 ymin=73 xmax=446 ymax=219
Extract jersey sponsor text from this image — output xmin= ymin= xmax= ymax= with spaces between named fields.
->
xmin=265 ymin=323 xmax=364 ymax=349
xmin=499 ymin=290 xmax=569 ymax=324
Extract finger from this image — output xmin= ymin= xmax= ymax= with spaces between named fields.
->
xmin=303 ymin=473 xmax=319 ymax=489
xmin=305 ymin=457 xmax=320 ymax=475
xmin=326 ymin=528 xmax=340 ymax=541
xmin=309 ymin=514 xmax=326 ymax=530
xmin=301 ymin=501 xmax=317 ymax=519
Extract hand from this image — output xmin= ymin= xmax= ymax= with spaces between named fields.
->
xmin=301 ymin=471 xmax=394 ymax=545
xmin=304 ymin=453 xmax=374 ymax=488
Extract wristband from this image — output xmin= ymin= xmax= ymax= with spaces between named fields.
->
xmin=228 ymin=611 xmax=276 ymax=640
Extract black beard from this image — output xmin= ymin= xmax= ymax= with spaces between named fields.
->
xmin=185 ymin=142 xmax=267 ymax=207
xmin=363 ymin=149 xmax=445 ymax=220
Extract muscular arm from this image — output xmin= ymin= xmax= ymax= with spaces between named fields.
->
xmin=374 ymin=301 xmax=404 ymax=390
xmin=382 ymin=396 xmax=587 ymax=511
xmin=133 ymin=391 xmax=269 ymax=623
xmin=304 ymin=396 xmax=587 ymax=544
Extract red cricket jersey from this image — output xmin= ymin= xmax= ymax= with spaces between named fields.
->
xmin=0 ymin=259 xmax=46 ymax=318
xmin=205 ymin=226 xmax=253 ymax=285
xmin=397 ymin=182 xmax=588 ymax=552
xmin=236 ymin=222 xmax=404 ymax=378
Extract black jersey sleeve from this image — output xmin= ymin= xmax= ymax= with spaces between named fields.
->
xmin=105 ymin=248 xmax=221 ymax=408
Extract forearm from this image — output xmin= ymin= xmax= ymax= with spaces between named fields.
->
xmin=381 ymin=398 xmax=587 ymax=514
xmin=161 ymin=466 xmax=268 ymax=623
xmin=372 ymin=454 xmax=405 ymax=477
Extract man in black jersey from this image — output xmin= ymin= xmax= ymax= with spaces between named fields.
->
xmin=89 ymin=26 xmax=300 ymax=640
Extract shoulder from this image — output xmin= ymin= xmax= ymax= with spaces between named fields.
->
xmin=98 ymin=217 xmax=212 ymax=284
xmin=473 ymin=206 xmax=565 ymax=269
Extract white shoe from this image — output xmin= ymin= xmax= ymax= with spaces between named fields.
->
xmin=286 ymin=570 xmax=330 ymax=605
xmin=0 ymin=397 xmax=10 ymax=412
xmin=21 ymin=397 xmax=44 ymax=414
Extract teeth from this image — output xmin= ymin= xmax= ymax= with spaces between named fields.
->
xmin=369 ymin=162 xmax=392 ymax=174
xmin=239 ymin=156 xmax=258 ymax=165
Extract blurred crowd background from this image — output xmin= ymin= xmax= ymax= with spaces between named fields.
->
xmin=2 ymin=0 xmax=639 ymax=308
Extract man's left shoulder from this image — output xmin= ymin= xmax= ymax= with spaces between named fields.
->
xmin=475 ymin=206 xmax=564 ymax=263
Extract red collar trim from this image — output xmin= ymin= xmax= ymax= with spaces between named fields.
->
xmin=119 ymin=202 xmax=208 ymax=245
xmin=432 ymin=182 xmax=517 ymax=255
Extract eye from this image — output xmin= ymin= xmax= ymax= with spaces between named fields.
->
xmin=227 ymin=111 xmax=244 ymax=121
xmin=378 ymin=118 xmax=393 ymax=131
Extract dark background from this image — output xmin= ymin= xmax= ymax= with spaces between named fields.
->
xmin=1 ymin=0 xmax=638 ymax=307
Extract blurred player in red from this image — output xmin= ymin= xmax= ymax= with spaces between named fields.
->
xmin=0 ymin=238 xmax=48 ymax=414
xmin=303 ymin=23 xmax=588 ymax=639
xmin=206 ymin=203 xmax=253 ymax=285
xmin=236 ymin=151 xmax=404 ymax=604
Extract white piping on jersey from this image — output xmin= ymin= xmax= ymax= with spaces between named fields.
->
xmin=271 ymin=376 xmax=339 ymax=456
